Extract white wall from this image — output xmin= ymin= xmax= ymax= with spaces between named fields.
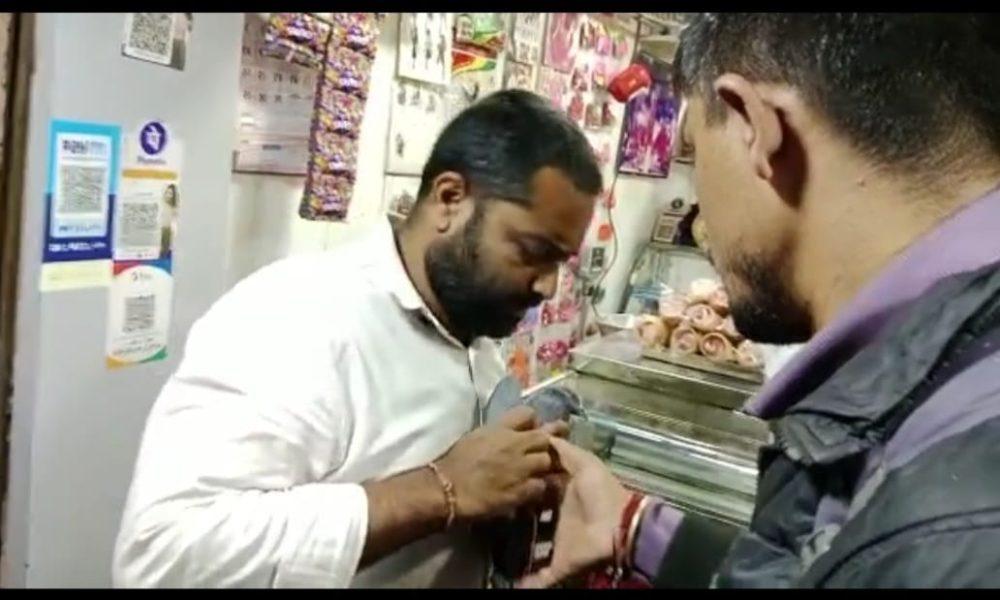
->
xmin=224 ymin=12 xmax=697 ymax=317
xmin=3 ymin=13 xmax=243 ymax=587
xmin=596 ymin=165 xmax=696 ymax=314
xmin=224 ymin=14 xmax=400 ymax=288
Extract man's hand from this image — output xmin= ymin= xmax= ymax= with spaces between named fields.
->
xmin=518 ymin=437 xmax=631 ymax=588
xmin=437 ymin=406 xmax=568 ymax=522
xmin=360 ymin=406 xmax=566 ymax=567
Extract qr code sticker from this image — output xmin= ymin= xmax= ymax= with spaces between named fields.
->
xmin=57 ymin=165 xmax=105 ymax=214
xmin=124 ymin=294 xmax=156 ymax=333
xmin=120 ymin=203 xmax=160 ymax=248
xmin=125 ymin=13 xmax=174 ymax=63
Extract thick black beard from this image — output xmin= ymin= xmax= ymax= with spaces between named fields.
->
xmin=727 ymin=251 xmax=814 ymax=345
xmin=425 ymin=206 xmax=542 ymax=345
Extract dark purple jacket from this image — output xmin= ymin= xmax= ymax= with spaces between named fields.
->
xmin=653 ymin=260 xmax=1000 ymax=588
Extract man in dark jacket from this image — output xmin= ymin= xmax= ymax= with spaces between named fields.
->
xmin=523 ymin=13 xmax=1000 ymax=588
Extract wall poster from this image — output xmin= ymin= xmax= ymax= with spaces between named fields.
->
xmin=114 ymin=121 xmax=182 ymax=262
xmin=511 ymin=13 xmax=545 ymax=65
xmin=121 ymin=13 xmax=192 ymax=71
xmin=106 ymin=120 xmax=182 ymax=369
xmin=40 ymin=119 xmax=121 ymax=292
xmin=617 ymin=53 xmax=677 ymax=178
xmin=397 ymin=13 xmax=452 ymax=85
xmin=536 ymin=14 xmax=636 ymax=180
xmin=385 ymin=80 xmax=449 ymax=176
xmin=105 ymin=259 xmax=174 ymax=368
xmin=543 ymin=12 xmax=581 ymax=73
xmin=449 ymin=13 xmax=508 ymax=108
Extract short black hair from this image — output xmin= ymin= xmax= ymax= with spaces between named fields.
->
xmin=416 ymin=89 xmax=603 ymax=204
xmin=674 ymin=13 xmax=1000 ymax=175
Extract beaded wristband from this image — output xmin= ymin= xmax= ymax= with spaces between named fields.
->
xmin=427 ymin=461 xmax=457 ymax=530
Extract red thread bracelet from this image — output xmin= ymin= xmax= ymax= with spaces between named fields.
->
xmin=613 ymin=493 xmax=645 ymax=582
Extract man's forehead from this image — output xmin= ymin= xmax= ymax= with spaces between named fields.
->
xmin=493 ymin=169 xmax=595 ymax=249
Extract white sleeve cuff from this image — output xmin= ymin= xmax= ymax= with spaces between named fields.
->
xmin=274 ymin=482 xmax=369 ymax=588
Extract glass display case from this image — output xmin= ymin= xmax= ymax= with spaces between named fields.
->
xmin=621 ymin=241 xmax=718 ymax=315
xmin=552 ymin=334 xmax=768 ymax=528
xmin=529 ymin=233 xmax=771 ymax=533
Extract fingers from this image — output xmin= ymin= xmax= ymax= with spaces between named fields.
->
xmin=518 ymin=420 xmax=570 ymax=453
xmin=515 ymin=477 xmax=547 ymax=504
xmin=548 ymin=437 xmax=600 ymax=475
xmin=519 ymin=429 xmax=552 ymax=453
xmin=517 ymin=566 xmax=559 ymax=589
xmin=522 ymin=451 xmax=553 ymax=476
xmin=500 ymin=405 xmax=539 ymax=431
xmin=542 ymin=420 xmax=570 ymax=438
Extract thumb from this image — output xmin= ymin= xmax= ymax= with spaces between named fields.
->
xmin=549 ymin=437 xmax=598 ymax=475
xmin=500 ymin=405 xmax=539 ymax=431
xmin=516 ymin=567 xmax=559 ymax=589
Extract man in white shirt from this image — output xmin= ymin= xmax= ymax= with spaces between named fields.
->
xmin=113 ymin=90 xmax=603 ymax=588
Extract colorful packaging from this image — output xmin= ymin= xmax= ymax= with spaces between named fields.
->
xmin=301 ymin=164 xmax=355 ymax=219
xmin=332 ymin=12 xmax=380 ymax=58
xmin=261 ymin=13 xmax=331 ymax=69
xmin=300 ymin=12 xmax=382 ymax=222
xmin=310 ymin=133 xmax=358 ymax=176
xmin=324 ymin=46 xmax=372 ymax=96
xmin=317 ymin=88 xmax=365 ymax=136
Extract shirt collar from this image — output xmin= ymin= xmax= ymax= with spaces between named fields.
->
xmin=366 ymin=218 xmax=466 ymax=350
xmin=747 ymin=183 xmax=1000 ymax=419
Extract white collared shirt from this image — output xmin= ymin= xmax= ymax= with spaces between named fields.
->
xmin=113 ymin=219 xmax=506 ymax=588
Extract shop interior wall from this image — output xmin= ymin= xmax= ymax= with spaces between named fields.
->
xmin=224 ymin=14 xmax=400 ymax=288
xmin=2 ymin=10 xmax=697 ymax=587
xmin=225 ymin=12 xmax=697 ymax=316
xmin=596 ymin=166 xmax=695 ymax=315
xmin=3 ymin=13 xmax=243 ymax=587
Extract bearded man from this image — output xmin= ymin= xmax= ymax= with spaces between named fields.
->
xmin=114 ymin=90 xmax=602 ymax=588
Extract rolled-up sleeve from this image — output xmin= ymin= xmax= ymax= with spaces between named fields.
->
xmin=113 ymin=276 xmax=367 ymax=588
xmin=633 ymin=499 xmax=685 ymax=580
xmin=634 ymin=498 xmax=740 ymax=588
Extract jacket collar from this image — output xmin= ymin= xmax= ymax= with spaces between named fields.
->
xmin=774 ymin=260 xmax=1000 ymax=465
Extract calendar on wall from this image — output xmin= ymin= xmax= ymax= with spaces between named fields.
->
xmin=233 ymin=13 xmax=317 ymax=176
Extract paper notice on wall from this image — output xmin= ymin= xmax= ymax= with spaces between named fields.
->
xmin=106 ymin=260 xmax=173 ymax=368
xmin=121 ymin=13 xmax=192 ymax=71
xmin=40 ymin=120 xmax=120 ymax=291
xmin=106 ymin=120 xmax=182 ymax=369
xmin=233 ymin=13 xmax=316 ymax=175
xmin=113 ymin=121 xmax=182 ymax=261
xmin=39 ymin=260 xmax=113 ymax=292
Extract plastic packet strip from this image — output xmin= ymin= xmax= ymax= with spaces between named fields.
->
xmin=322 ymin=46 xmax=372 ymax=97
xmin=316 ymin=87 xmax=365 ymax=136
xmin=309 ymin=134 xmax=358 ymax=177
